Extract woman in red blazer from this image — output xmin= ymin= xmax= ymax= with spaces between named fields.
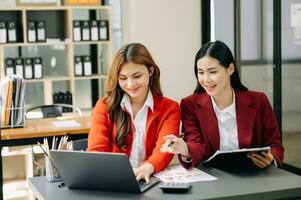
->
xmin=161 ymin=40 xmax=284 ymax=169
xmin=88 ymin=43 xmax=180 ymax=182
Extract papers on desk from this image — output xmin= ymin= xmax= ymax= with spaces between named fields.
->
xmin=51 ymin=120 xmax=80 ymax=128
xmin=1 ymin=75 xmax=25 ymax=128
xmin=154 ymin=165 xmax=217 ymax=183
xmin=26 ymin=111 xmax=43 ymax=119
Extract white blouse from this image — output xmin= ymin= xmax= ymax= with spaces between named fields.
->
xmin=210 ymin=91 xmax=239 ymax=151
xmin=120 ymin=90 xmax=154 ymax=168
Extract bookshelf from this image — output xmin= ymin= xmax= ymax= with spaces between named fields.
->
xmin=0 ymin=5 xmax=112 ymax=112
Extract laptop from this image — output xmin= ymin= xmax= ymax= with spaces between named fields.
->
xmin=49 ymin=150 xmax=160 ymax=194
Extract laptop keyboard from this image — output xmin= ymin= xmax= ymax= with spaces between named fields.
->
xmin=138 ymin=180 xmax=148 ymax=190
xmin=138 ymin=177 xmax=160 ymax=191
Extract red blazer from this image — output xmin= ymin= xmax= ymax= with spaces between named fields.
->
xmin=180 ymin=90 xmax=284 ymax=168
xmin=88 ymin=95 xmax=180 ymax=173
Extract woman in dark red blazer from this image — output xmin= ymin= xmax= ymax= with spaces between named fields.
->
xmin=161 ymin=40 xmax=284 ymax=169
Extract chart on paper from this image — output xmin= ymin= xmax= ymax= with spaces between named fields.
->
xmin=155 ymin=165 xmax=217 ymax=183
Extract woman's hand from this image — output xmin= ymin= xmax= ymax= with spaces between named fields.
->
xmin=133 ymin=162 xmax=154 ymax=184
xmin=160 ymin=134 xmax=190 ymax=158
xmin=247 ymin=151 xmax=274 ymax=168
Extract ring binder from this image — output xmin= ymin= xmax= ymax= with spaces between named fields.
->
xmin=90 ymin=20 xmax=99 ymax=41
xmin=73 ymin=20 xmax=81 ymax=41
xmin=37 ymin=21 xmax=46 ymax=42
xmin=82 ymin=55 xmax=92 ymax=76
xmin=33 ymin=57 xmax=43 ymax=79
xmin=24 ymin=58 xmax=34 ymax=79
xmin=99 ymin=20 xmax=109 ymax=41
xmin=74 ymin=56 xmax=83 ymax=76
xmin=15 ymin=58 xmax=24 ymax=78
xmin=81 ymin=21 xmax=90 ymax=41
xmin=8 ymin=22 xmax=17 ymax=43
xmin=0 ymin=21 xmax=7 ymax=43
xmin=5 ymin=58 xmax=15 ymax=77
xmin=27 ymin=21 xmax=36 ymax=43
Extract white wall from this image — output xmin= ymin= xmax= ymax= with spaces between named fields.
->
xmin=122 ymin=0 xmax=201 ymax=102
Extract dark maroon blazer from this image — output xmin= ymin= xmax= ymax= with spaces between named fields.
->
xmin=179 ymin=90 xmax=284 ymax=169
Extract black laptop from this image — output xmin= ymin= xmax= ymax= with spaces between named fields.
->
xmin=49 ymin=150 xmax=160 ymax=194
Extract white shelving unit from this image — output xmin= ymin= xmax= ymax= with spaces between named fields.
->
xmin=0 ymin=5 xmax=112 ymax=111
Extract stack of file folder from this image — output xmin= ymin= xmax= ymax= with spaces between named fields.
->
xmin=1 ymin=75 xmax=25 ymax=128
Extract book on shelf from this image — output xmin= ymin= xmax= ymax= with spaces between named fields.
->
xmin=204 ymin=146 xmax=271 ymax=170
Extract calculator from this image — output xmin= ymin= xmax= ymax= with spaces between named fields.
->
xmin=159 ymin=182 xmax=191 ymax=193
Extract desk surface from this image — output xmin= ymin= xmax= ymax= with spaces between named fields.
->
xmin=1 ymin=115 xmax=91 ymax=141
xmin=28 ymin=165 xmax=301 ymax=200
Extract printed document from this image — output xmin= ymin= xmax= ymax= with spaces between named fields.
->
xmin=155 ymin=165 xmax=217 ymax=183
xmin=51 ymin=120 xmax=80 ymax=128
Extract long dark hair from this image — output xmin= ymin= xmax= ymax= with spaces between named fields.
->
xmin=194 ymin=40 xmax=248 ymax=93
xmin=105 ymin=43 xmax=162 ymax=149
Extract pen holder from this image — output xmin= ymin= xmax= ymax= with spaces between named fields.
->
xmin=45 ymin=156 xmax=62 ymax=182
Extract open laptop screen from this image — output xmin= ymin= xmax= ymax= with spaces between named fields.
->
xmin=50 ymin=150 xmax=160 ymax=193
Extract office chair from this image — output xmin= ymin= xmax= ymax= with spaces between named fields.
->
xmin=72 ymin=138 xmax=88 ymax=151
xmin=26 ymin=103 xmax=82 ymax=119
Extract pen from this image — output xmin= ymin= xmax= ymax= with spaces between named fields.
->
xmin=57 ymin=136 xmax=63 ymax=150
xmin=52 ymin=136 xmax=56 ymax=150
xmin=37 ymin=141 xmax=50 ymax=157
xmin=44 ymin=137 xmax=50 ymax=154
xmin=168 ymin=133 xmax=184 ymax=147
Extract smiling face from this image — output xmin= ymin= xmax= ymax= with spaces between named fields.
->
xmin=197 ymin=56 xmax=234 ymax=99
xmin=118 ymin=61 xmax=153 ymax=103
